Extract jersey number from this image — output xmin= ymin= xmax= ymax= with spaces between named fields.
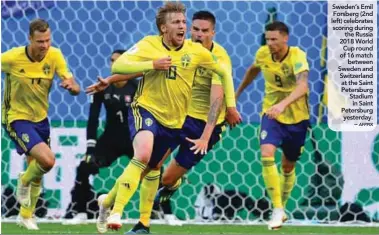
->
xmin=116 ymin=111 xmax=124 ymax=123
xmin=274 ymin=75 xmax=283 ymax=87
xmin=166 ymin=66 xmax=177 ymax=80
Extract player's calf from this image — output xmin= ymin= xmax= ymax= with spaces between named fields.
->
xmin=155 ymin=178 xmax=182 ymax=204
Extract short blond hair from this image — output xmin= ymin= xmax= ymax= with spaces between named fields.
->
xmin=156 ymin=2 xmax=186 ymax=35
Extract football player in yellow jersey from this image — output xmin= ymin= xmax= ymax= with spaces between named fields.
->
xmin=85 ymin=2 xmax=236 ymax=233
xmin=126 ymin=10 xmax=242 ymax=233
xmin=1 ymin=19 xmax=80 ymax=230
xmin=236 ymin=21 xmax=309 ymax=230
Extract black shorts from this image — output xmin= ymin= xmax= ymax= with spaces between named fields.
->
xmin=93 ymin=129 xmax=134 ymax=167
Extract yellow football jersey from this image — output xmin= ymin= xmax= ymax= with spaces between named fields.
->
xmin=188 ymin=42 xmax=232 ymax=125
xmin=254 ymin=45 xmax=310 ymax=124
xmin=115 ymin=36 xmax=232 ymax=129
xmin=1 ymin=46 xmax=73 ymax=124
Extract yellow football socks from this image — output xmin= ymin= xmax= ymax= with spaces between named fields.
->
xmin=262 ymin=157 xmax=283 ymax=209
xmin=21 ymin=160 xmax=46 ymax=186
xmin=139 ymin=169 xmax=160 ymax=227
xmin=19 ymin=180 xmax=42 ymax=219
xmin=112 ymin=158 xmax=147 ymax=214
xmin=280 ymin=167 xmax=296 ymax=207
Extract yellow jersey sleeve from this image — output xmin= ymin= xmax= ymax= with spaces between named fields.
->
xmin=211 ymin=72 xmax=222 ymax=85
xmin=198 ymin=46 xmax=236 ymax=107
xmin=54 ymin=49 xmax=73 ymax=79
xmin=112 ymin=37 xmax=154 ymax=74
xmin=292 ymin=48 xmax=309 ymax=75
xmin=253 ymin=46 xmax=266 ymax=68
xmin=212 ymin=50 xmax=232 ymax=85
xmin=1 ymin=48 xmax=16 ymax=73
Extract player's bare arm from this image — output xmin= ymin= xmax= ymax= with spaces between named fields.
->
xmin=86 ymin=73 xmax=142 ymax=95
xmin=266 ymin=70 xmax=309 ymax=119
xmin=207 ymin=60 xmax=242 ymax=128
xmin=187 ymin=84 xmax=224 ymax=155
xmin=235 ymin=64 xmax=261 ymax=100
xmin=86 ymin=55 xmax=173 ymax=94
xmin=60 ymin=77 xmax=80 ymax=95
xmin=225 ymin=107 xmax=242 ymax=129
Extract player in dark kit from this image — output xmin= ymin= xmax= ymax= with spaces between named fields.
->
xmin=63 ymin=50 xmax=139 ymax=224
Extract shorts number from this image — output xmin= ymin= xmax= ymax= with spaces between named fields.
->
xmin=166 ymin=66 xmax=177 ymax=80
xmin=116 ymin=111 xmax=124 ymax=123
xmin=274 ymin=75 xmax=283 ymax=87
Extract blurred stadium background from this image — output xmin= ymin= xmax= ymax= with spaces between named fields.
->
xmin=1 ymin=0 xmax=379 ymax=232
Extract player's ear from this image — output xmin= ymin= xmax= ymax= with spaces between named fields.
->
xmin=161 ymin=25 xmax=167 ymax=34
xmin=283 ymin=34 xmax=289 ymax=43
xmin=211 ymin=29 xmax=215 ymax=37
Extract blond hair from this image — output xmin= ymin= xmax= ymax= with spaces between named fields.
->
xmin=156 ymin=2 xmax=186 ymax=35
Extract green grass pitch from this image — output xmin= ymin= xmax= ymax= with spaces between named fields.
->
xmin=2 ymin=223 xmax=379 ymax=234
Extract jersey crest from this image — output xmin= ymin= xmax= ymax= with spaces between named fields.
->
xmin=181 ymin=54 xmax=191 ymax=68
xmin=43 ymin=63 xmax=51 ymax=75
xmin=281 ymin=63 xmax=290 ymax=77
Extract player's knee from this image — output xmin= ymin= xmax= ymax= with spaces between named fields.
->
xmin=282 ymin=162 xmax=295 ymax=173
xmin=261 ymin=148 xmax=275 ymax=158
xmin=133 ymin=151 xmax=150 ymax=164
xmin=161 ymin=173 xmax=176 ymax=187
xmin=133 ymin=144 xmax=153 ymax=164
xmin=282 ymin=155 xmax=297 ymax=173
xmin=39 ymin=153 xmax=55 ymax=172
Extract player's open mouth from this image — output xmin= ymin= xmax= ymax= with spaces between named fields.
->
xmin=177 ymin=32 xmax=185 ymax=39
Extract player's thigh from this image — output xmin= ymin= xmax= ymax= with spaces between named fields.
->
xmin=28 ymin=142 xmax=55 ymax=170
xmin=133 ymin=131 xmax=154 ymax=164
xmin=259 ymin=115 xmax=283 ymax=157
xmin=162 ymin=158 xmax=188 ymax=187
xmin=149 ymin=125 xmax=181 ymax=169
xmin=4 ymin=119 xmax=54 ymax=168
xmin=35 ymin=118 xmax=51 ymax=147
xmin=128 ymin=105 xmax=159 ymax=163
xmin=281 ymin=120 xmax=309 ymax=162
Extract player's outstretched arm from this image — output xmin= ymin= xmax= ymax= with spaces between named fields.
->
xmin=85 ymin=73 xmax=142 ymax=94
xmin=112 ymin=56 xmax=171 ymax=74
xmin=266 ymin=70 xmax=309 ymax=119
xmin=235 ymin=64 xmax=261 ymax=100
